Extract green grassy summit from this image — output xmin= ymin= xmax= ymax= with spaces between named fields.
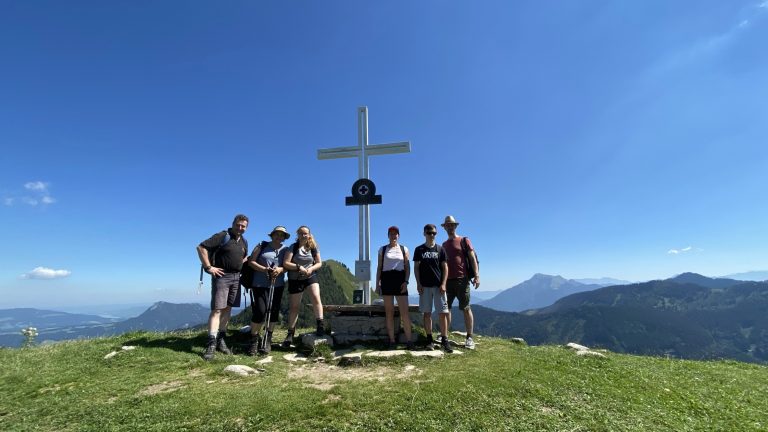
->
xmin=1 ymin=331 xmax=766 ymax=431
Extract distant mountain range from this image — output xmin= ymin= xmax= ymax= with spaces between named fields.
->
xmin=479 ymin=274 xmax=606 ymax=312
xmin=0 ymin=302 xmax=209 ymax=347
xmin=453 ymin=273 xmax=768 ymax=363
xmin=572 ymin=277 xmax=632 ymax=286
xmin=7 ymin=266 xmax=768 ymax=362
xmin=0 ymin=308 xmax=120 ymax=333
xmin=720 ymin=271 xmax=768 ymax=282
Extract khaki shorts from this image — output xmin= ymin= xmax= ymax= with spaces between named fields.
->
xmin=211 ymin=273 xmax=242 ymax=310
xmin=419 ymin=286 xmax=449 ymax=314
xmin=446 ymin=278 xmax=471 ymax=311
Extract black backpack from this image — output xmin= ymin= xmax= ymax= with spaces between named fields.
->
xmin=460 ymin=237 xmax=479 ymax=279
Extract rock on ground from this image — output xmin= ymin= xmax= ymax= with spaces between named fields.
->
xmin=283 ymin=353 xmax=309 ymax=362
xmin=301 ymin=333 xmax=334 ymax=348
xmin=566 ymin=342 xmax=590 ymax=351
xmin=223 ymin=365 xmax=262 ymax=376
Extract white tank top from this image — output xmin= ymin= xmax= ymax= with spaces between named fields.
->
xmin=381 ymin=244 xmax=408 ymax=271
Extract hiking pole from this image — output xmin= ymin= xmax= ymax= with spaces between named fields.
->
xmin=260 ymin=264 xmax=277 ymax=352
xmin=197 ymin=266 xmax=204 ymax=295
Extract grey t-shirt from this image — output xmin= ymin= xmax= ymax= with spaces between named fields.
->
xmin=251 ymin=242 xmax=288 ymax=288
xmin=286 ymin=243 xmax=318 ymax=281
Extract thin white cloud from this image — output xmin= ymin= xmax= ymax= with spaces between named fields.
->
xmin=20 ymin=267 xmax=72 ymax=280
xmin=4 ymin=181 xmax=57 ymax=206
xmin=648 ymin=4 xmax=767 ymax=76
xmin=667 ymin=246 xmax=701 ymax=255
xmin=24 ymin=181 xmax=49 ymax=192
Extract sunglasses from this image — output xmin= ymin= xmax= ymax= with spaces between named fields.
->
xmin=425 ymin=231 xmax=437 ymax=235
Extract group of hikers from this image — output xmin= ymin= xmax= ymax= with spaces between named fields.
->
xmin=196 ymin=214 xmax=480 ymax=361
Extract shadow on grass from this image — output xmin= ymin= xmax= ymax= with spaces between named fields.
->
xmin=121 ymin=330 xmax=262 ymax=357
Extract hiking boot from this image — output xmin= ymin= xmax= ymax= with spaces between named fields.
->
xmin=247 ymin=334 xmax=261 ymax=357
xmin=385 ymin=340 xmax=396 ymax=351
xmin=316 ymin=319 xmax=325 ymax=337
xmin=281 ymin=329 xmax=294 ymax=349
xmin=259 ymin=332 xmax=273 ymax=355
xmin=425 ymin=334 xmax=435 ymax=351
xmin=465 ymin=336 xmax=475 ymax=350
xmin=441 ymin=336 xmax=454 ymax=353
xmin=203 ymin=336 xmax=217 ymax=361
xmin=406 ymin=341 xmax=415 ymax=351
xmin=216 ymin=332 xmax=232 ymax=355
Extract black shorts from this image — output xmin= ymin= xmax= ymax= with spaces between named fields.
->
xmin=249 ymin=285 xmax=285 ymax=324
xmin=380 ymin=270 xmax=407 ymax=296
xmin=288 ymin=275 xmax=318 ymax=294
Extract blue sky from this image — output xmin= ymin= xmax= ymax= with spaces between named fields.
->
xmin=2 ymin=1 xmax=767 ymax=309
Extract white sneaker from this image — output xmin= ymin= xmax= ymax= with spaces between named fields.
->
xmin=465 ymin=336 xmax=475 ymax=350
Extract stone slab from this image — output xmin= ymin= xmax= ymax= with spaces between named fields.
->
xmin=325 ymin=304 xmax=420 ymax=314
xmin=365 ymin=350 xmax=409 ymax=358
xmin=410 ymin=350 xmax=444 ymax=358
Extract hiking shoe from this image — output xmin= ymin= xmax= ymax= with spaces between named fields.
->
xmin=316 ymin=319 xmax=325 ymax=337
xmin=247 ymin=334 xmax=261 ymax=357
xmin=441 ymin=336 xmax=454 ymax=353
xmin=465 ymin=336 xmax=475 ymax=350
xmin=216 ymin=335 xmax=232 ymax=355
xmin=425 ymin=334 xmax=435 ymax=350
xmin=281 ymin=330 xmax=294 ymax=349
xmin=406 ymin=341 xmax=415 ymax=351
xmin=203 ymin=336 xmax=217 ymax=361
xmin=385 ymin=340 xmax=396 ymax=351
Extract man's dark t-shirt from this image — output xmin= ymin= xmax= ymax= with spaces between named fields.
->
xmin=200 ymin=230 xmax=248 ymax=273
xmin=413 ymin=244 xmax=446 ymax=287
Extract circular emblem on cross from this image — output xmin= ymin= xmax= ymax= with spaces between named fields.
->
xmin=350 ymin=178 xmax=376 ymax=200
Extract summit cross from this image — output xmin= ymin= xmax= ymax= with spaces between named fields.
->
xmin=317 ymin=106 xmax=411 ymax=304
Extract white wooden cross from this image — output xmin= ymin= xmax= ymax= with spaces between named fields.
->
xmin=317 ymin=106 xmax=411 ymax=304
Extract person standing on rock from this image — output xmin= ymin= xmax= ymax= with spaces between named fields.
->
xmin=245 ymin=226 xmax=290 ymax=356
xmin=413 ymin=223 xmax=453 ymax=353
xmin=375 ymin=226 xmax=414 ymax=350
xmin=282 ymin=225 xmax=325 ymax=347
xmin=441 ymin=215 xmax=480 ymax=350
xmin=196 ymin=214 xmax=249 ymax=361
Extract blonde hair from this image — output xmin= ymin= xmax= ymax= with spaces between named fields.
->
xmin=297 ymin=225 xmax=318 ymax=251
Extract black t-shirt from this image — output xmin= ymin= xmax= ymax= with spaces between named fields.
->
xmin=200 ymin=229 xmax=248 ymax=273
xmin=413 ymin=244 xmax=446 ymax=287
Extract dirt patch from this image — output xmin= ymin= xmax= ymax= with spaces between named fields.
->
xmin=307 ymin=382 xmax=337 ymax=391
xmin=138 ymin=380 xmax=186 ymax=396
xmin=287 ymin=363 xmax=423 ymax=391
xmin=323 ymin=394 xmax=342 ymax=404
xmin=540 ymin=405 xmax=560 ymax=415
